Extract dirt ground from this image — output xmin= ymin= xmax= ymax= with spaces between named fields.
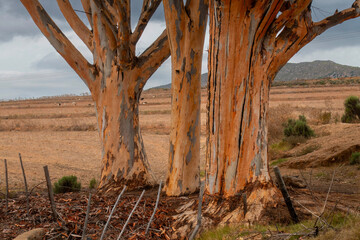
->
xmin=0 ymin=82 xmax=360 ymax=239
xmin=0 ymin=84 xmax=359 ymax=190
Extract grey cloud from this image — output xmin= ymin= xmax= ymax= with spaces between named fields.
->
xmin=33 ymin=53 xmax=71 ymax=71
xmin=0 ymin=0 xmax=86 ymax=43
xmin=0 ymin=70 xmax=88 ymax=100
xmin=0 ymin=1 xmax=40 ymax=41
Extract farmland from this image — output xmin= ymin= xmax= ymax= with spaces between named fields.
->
xmin=0 ymin=82 xmax=359 ymax=191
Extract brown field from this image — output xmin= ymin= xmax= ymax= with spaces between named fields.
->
xmin=0 ymin=83 xmax=360 ymax=196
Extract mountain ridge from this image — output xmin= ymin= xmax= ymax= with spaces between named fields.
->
xmin=151 ymin=60 xmax=360 ymax=89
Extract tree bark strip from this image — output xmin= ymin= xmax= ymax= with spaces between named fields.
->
xmin=205 ymin=0 xmax=360 ymax=203
xmin=164 ymin=0 xmax=209 ymax=196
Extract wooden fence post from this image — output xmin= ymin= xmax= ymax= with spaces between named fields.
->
xmin=4 ymin=159 xmax=9 ymax=213
xmin=274 ymin=166 xmax=299 ymax=223
xmin=19 ymin=153 xmax=29 ymax=214
xmin=43 ymin=165 xmax=58 ymax=219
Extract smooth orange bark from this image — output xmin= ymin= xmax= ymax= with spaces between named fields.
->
xmin=21 ymin=0 xmax=170 ymax=190
xmin=206 ymin=0 xmax=360 ymax=198
xmin=163 ymin=0 xmax=208 ymax=196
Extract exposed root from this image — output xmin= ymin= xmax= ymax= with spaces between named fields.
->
xmin=171 ymin=182 xmax=283 ymax=238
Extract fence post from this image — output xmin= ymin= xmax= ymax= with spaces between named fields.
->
xmin=274 ymin=166 xmax=299 ymax=223
xmin=4 ymin=159 xmax=9 ymax=213
xmin=19 ymin=153 xmax=29 ymax=214
xmin=43 ymin=165 xmax=57 ymax=219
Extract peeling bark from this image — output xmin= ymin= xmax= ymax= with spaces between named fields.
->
xmin=21 ymin=0 xmax=170 ymax=190
xmin=206 ymin=0 xmax=360 ymax=202
xmin=96 ymin=70 xmax=155 ymax=189
xmin=163 ymin=0 xmax=209 ymax=196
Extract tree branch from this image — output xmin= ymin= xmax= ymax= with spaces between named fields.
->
xmin=271 ymin=0 xmax=312 ymax=37
xmin=135 ymin=30 xmax=170 ymax=90
xmin=81 ymin=0 xmax=93 ymax=28
xmin=91 ymin=0 xmax=117 ymax=52
xmin=256 ymin=0 xmax=285 ymax=42
xmin=21 ymin=0 xmax=95 ymax=88
xmin=116 ymin=0 xmax=134 ymax=68
xmin=312 ymin=1 xmax=360 ymax=37
xmin=131 ymin=0 xmax=162 ymax=45
xmin=57 ymin=0 xmax=93 ymax=51
xmin=269 ymin=0 xmax=360 ymax=77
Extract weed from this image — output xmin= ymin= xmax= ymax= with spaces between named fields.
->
xmin=271 ymin=141 xmax=293 ymax=152
xmin=318 ymin=111 xmax=331 ymax=124
xmin=198 ymin=212 xmax=360 ymax=240
xmin=297 ymin=144 xmax=320 ymax=156
xmin=89 ymin=178 xmax=97 ymax=189
xmin=284 ymin=136 xmax=307 ymax=147
xmin=198 ymin=225 xmax=234 ymax=240
xmin=270 ymin=158 xmax=288 ymax=166
xmin=54 ymin=175 xmax=81 ymax=194
xmin=349 ymin=152 xmax=360 ymax=165
xmin=268 ymin=104 xmax=293 ymax=144
xmin=315 ymin=172 xmax=328 ymax=179
xmin=334 ymin=113 xmax=340 ymax=124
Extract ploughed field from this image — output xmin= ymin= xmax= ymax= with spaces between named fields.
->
xmin=0 ymin=83 xmax=359 ymax=194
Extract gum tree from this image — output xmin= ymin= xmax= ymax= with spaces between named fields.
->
xmin=21 ymin=0 xmax=170 ymax=189
xmin=163 ymin=0 xmax=208 ymax=196
xmin=206 ymin=0 xmax=360 ymax=217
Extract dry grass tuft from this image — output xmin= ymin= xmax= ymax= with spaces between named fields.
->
xmin=268 ymin=104 xmax=294 ymax=144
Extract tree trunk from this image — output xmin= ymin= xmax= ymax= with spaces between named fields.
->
xmin=205 ymin=0 xmax=278 ymax=200
xmin=163 ymin=0 xmax=208 ymax=196
xmin=95 ymin=70 xmax=154 ymax=190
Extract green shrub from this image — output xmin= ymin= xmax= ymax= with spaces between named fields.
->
xmin=341 ymin=96 xmax=360 ymax=123
xmin=54 ymin=175 xmax=81 ymax=194
xmin=349 ymin=152 xmax=360 ymax=165
xmin=283 ymin=115 xmax=314 ymax=139
xmin=89 ymin=178 xmax=97 ymax=189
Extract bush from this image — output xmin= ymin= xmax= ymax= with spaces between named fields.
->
xmin=283 ymin=115 xmax=314 ymax=139
xmin=54 ymin=175 xmax=81 ymax=194
xmin=89 ymin=178 xmax=97 ymax=189
xmin=349 ymin=152 xmax=360 ymax=165
xmin=318 ymin=111 xmax=331 ymax=124
xmin=341 ymin=96 xmax=360 ymax=123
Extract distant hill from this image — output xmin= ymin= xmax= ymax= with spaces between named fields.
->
xmin=275 ymin=60 xmax=360 ymax=81
xmin=152 ymin=60 xmax=360 ymax=89
xmin=152 ymin=73 xmax=208 ymax=89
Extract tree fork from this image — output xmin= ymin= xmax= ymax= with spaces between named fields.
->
xmin=21 ymin=0 xmax=170 ymax=192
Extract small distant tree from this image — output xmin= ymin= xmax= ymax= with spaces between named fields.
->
xmin=341 ymin=96 xmax=360 ymax=123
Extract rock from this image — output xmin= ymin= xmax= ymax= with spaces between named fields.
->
xmin=14 ymin=228 xmax=46 ymax=240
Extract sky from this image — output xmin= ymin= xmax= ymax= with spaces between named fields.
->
xmin=1 ymin=0 xmax=360 ymax=100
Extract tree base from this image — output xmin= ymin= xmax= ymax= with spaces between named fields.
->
xmin=98 ymin=173 xmax=155 ymax=195
xmin=171 ymin=182 xmax=282 ymax=239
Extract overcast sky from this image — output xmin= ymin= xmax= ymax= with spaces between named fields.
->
xmin=1 ymin=0 xmax=360 ymax=100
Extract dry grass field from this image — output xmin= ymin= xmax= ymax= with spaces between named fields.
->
xmin=0 ymin=82 xmax=359 ymax=195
